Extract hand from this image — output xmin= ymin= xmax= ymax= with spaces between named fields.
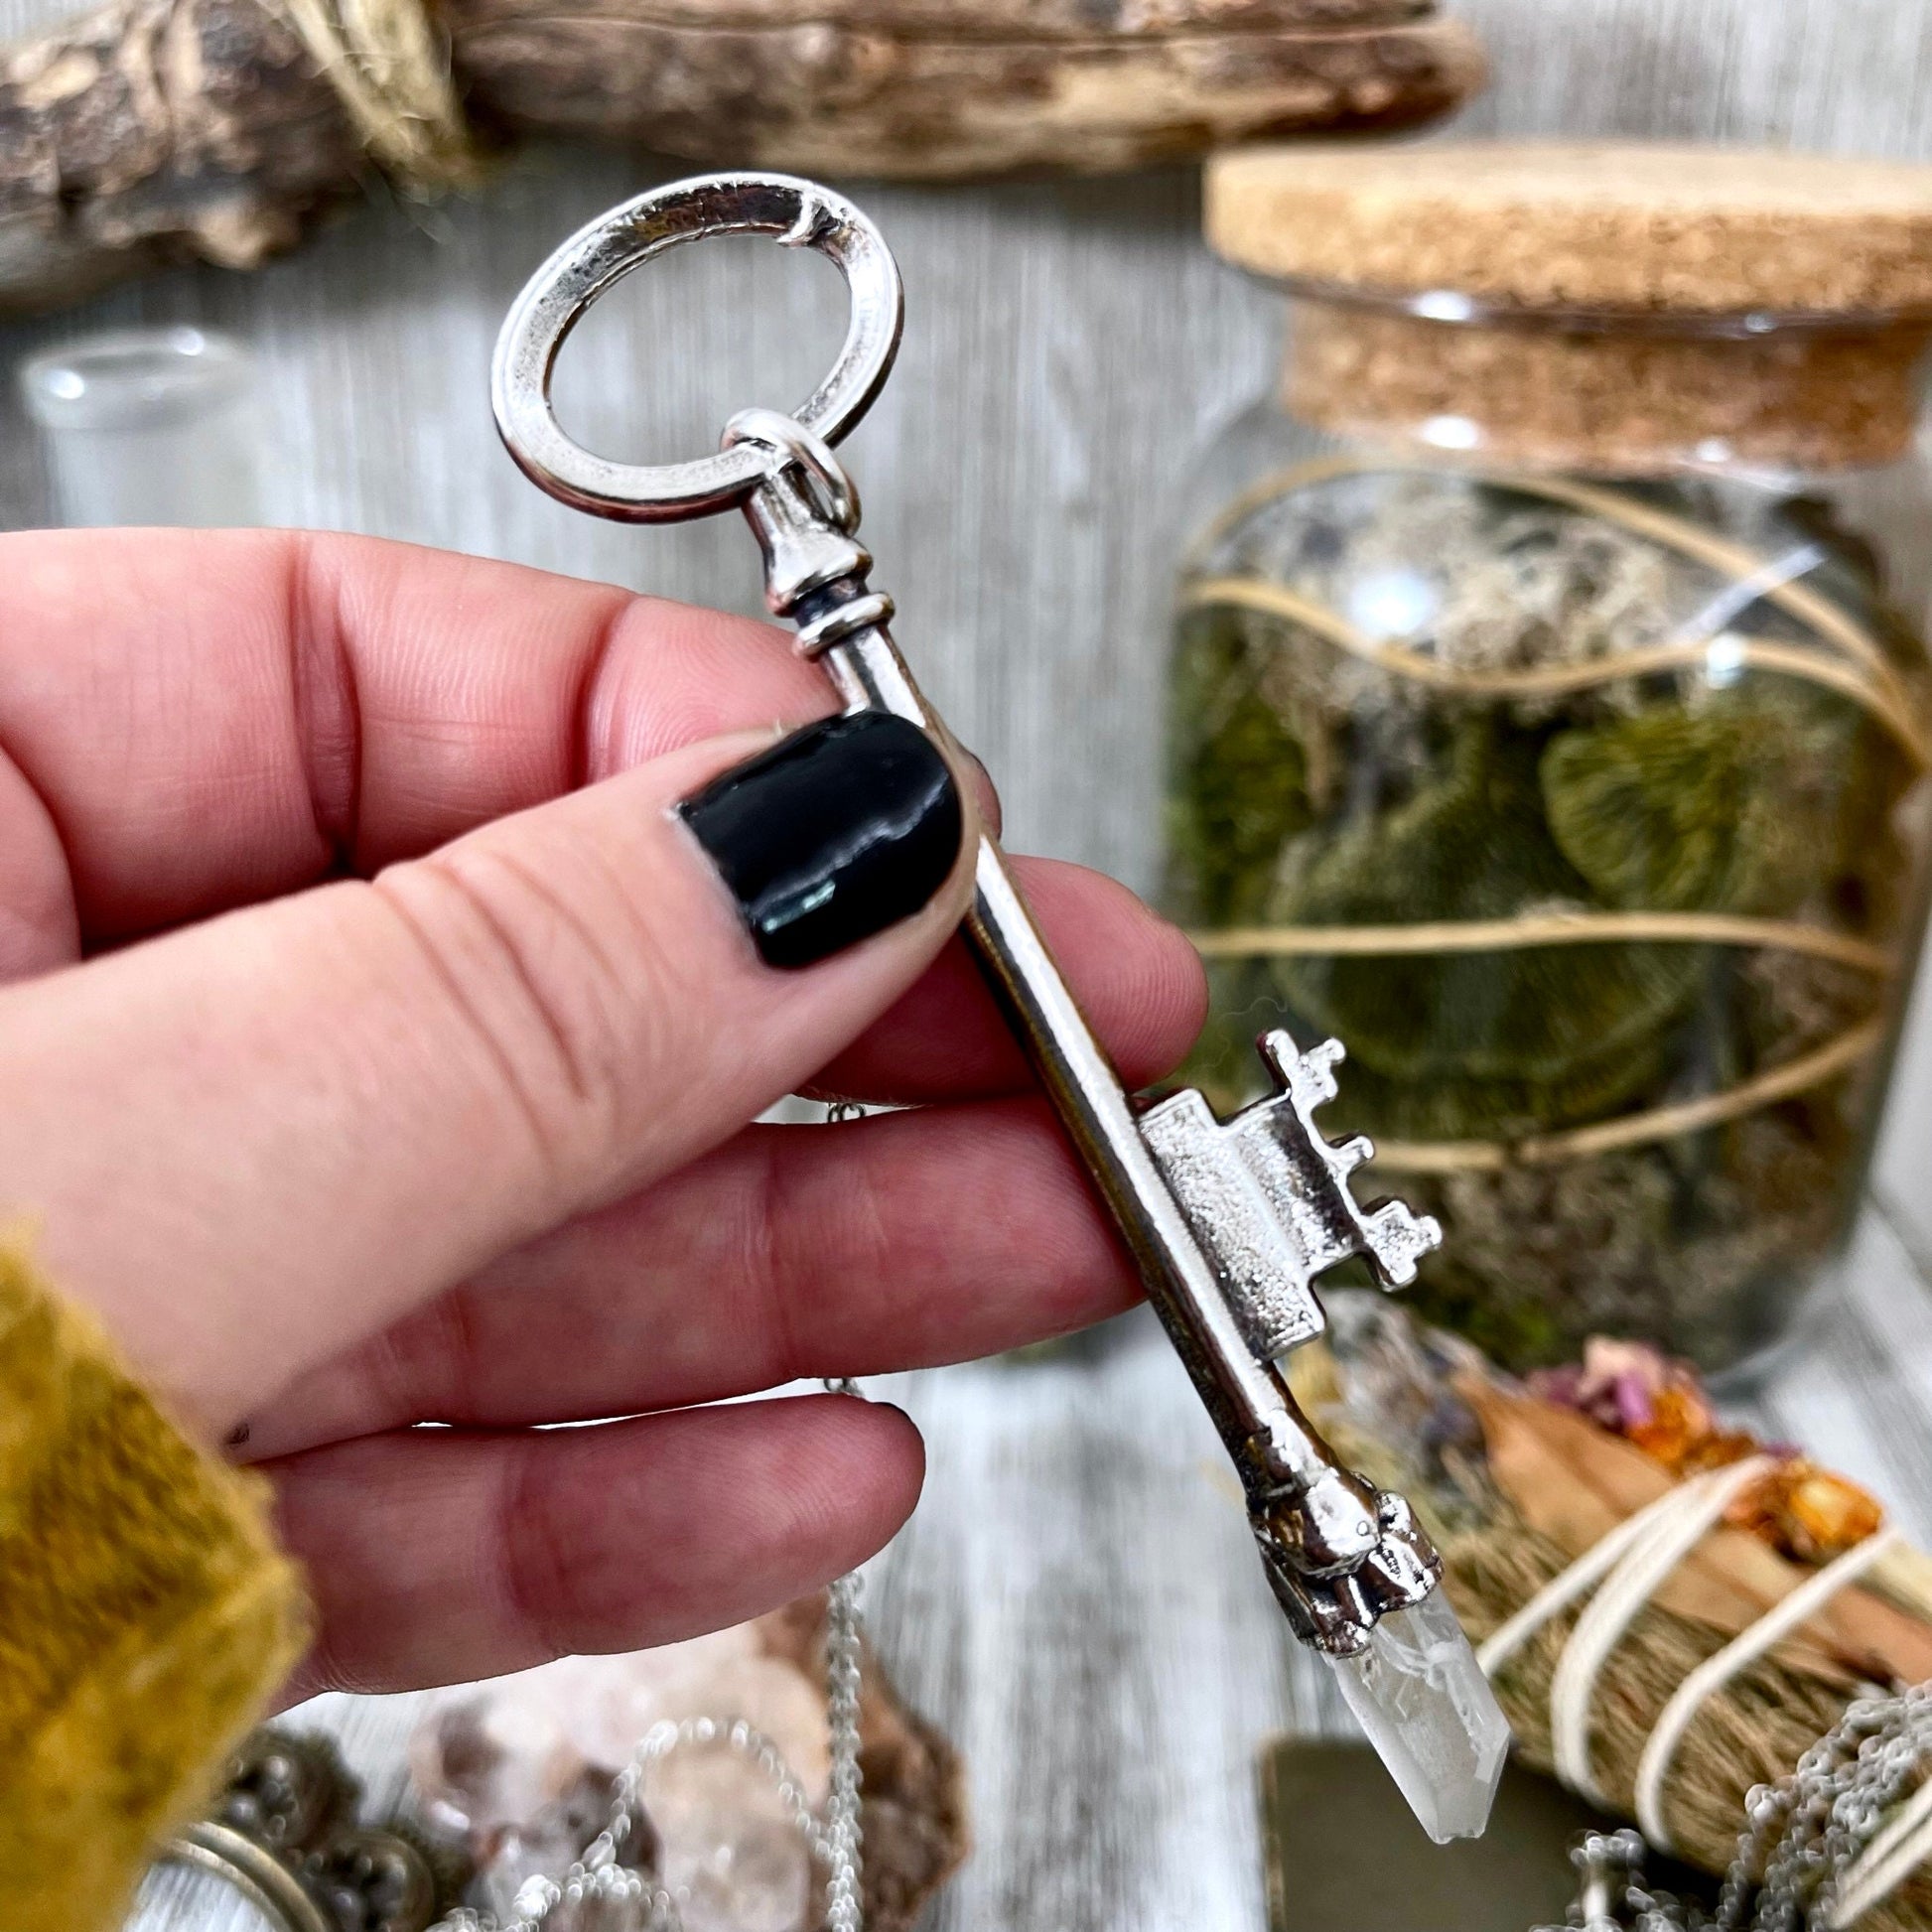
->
xmin=0 ymin=529 xmax=1203 ymax=1701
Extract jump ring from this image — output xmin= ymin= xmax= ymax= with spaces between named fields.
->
xmin=722 ymin=406 xmax=862 ymax=532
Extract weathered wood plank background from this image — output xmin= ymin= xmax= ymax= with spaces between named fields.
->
xmin=2 ymin=0 xmax=1932 ymax=1926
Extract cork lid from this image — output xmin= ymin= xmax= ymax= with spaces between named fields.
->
xmin=1205 ymin=141 xmax=1932 ymax=317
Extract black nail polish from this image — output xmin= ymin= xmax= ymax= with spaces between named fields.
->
xmin=678 ymin=711 xmax=964 ymax=969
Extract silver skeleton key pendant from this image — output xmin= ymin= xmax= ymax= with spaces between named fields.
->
xmin=493 ymin=173 xmax=1509 ymax=1843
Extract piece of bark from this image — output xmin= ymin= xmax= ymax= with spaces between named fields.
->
xmin=0 ymin=0 xmax=1483 ymax=317
xmin=541 ymin=1 xmax=1440 ymax=37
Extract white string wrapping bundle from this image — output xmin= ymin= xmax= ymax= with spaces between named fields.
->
xmin=1475 ymin=1453 xmax=1929 ymax=1922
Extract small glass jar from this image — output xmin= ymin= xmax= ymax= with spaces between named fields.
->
xmin=1168 ymin=144 xmax=1932 ymax=1377
xmin=19 ymin=326 xmax=265 ymax=527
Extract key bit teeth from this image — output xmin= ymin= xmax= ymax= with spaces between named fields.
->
xmin=1258 ymin=1030 xmax=1445 ymax=1291
xmin=1139 ymin=1027 xmax=1445 ymax=1359
xmin=1261 ymin=1028 xmax=1341 ymax=1105
xmin=1362 ymin=1200 xmax=1443 ymax=1289
xmin=1331 ymin=1133 xmax=1373 ymax=1175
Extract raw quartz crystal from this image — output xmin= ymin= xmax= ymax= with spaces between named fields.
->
xmin=412 ymin=1625 xmax=828 ymax=1931
xmin=1329 ymin=1589 xmax=1510 ymax=1844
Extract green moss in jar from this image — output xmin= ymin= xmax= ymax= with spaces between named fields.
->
xmin=1168 ymin=465 xmax=1930 ymax=1375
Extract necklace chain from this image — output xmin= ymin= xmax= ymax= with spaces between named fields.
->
xmin=819 ymin=1398 xmax=867 ymax=1932
xmin=1546 ymin=1683 xmax=1932 ymax=1932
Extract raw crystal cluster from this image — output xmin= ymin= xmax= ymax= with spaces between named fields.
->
xmin=409 ymin=1598 xmax=966 ymax=1932
xmin=413 ymin=1624 xmax=826 ymax=1930
xmin=1330 ymin=1590 xmax=1510 ymax=1844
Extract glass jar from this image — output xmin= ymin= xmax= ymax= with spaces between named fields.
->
xmin=1169 ymin=144 xmax=1932 ymax=1378
xmin=19 ymin=327 xmax=265 ymax=527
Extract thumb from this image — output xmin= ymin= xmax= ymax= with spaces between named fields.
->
xmin=0 ymin=710 xmax=976 ymax=1433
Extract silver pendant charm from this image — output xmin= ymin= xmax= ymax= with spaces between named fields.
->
xmin=491 ymin=172 xmax=1508 ymax=1841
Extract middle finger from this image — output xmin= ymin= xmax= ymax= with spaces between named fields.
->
xmin=239 ymin=1096 xmax=1141 ymax=1459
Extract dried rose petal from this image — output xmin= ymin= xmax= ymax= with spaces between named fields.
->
xmin=1612 ymin=1372 xmax=1655 ymax=1431
xmin=1570 ymin=1337 xmax=1686 ymax=1433
xmin=1582 ymin=1337 xmax=1670 ymax=1390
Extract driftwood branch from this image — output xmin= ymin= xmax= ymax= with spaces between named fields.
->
xmin=0 ymin=0 xmax=1484 ymax=315
xmin=455 ymin=3 xmax=1483 ymax=177
xmin=0 ymin=0 xmax=355 ymax=310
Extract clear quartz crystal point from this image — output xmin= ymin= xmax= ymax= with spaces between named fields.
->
xmin=1329 ymin=1589 xmax=1511 ymax=1844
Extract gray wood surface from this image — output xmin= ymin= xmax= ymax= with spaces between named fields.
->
xmin=121 ymin=1231 xmax=1932 ymax=1932
xmin=2 ymin=0 xmax=1932 ymax=1927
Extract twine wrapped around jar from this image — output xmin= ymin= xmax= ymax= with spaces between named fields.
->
xmin=1180 ymin=458 xmax=1926 ymax=1176
xmin=1171 ymin=451 xmax=1932 ymax=1367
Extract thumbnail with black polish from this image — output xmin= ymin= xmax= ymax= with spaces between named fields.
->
xmin=678 ymin=711 xmax=964 ymax=969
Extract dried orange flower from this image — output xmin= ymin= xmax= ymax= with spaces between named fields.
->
xmin=1627 ymin=1384 xmax=1715 ymax=1467
xmin=1534 ymin=1337 xmax=1884 ymax=1565
xmin=1721 ymin=1459 xmax=1882 ymax=1560
xmin=1783 ymin=1465 xmax=1884 ymax=1562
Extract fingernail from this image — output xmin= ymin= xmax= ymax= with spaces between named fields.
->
xmin=678 ymin=711 xmax=965 ymax=970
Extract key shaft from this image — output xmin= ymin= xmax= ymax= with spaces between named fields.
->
xmin=745 ymin=443 xmax=1445 ymax=1652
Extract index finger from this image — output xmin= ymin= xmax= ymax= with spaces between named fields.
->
xmin=0 ymin=527 xmax=1204 ymax=1094
xmin=0 ymin=526 xmax=831 ymax=947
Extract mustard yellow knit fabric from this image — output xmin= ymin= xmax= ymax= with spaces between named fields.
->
xmin=0 ymin=1245 xmax=309 ymax=1932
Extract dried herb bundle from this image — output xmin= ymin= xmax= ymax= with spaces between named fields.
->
xmin=1169 ymin=464 xmax=1931 ymax=1372
xmin=1293 ymin=1296 xmax=1932 ymax=1931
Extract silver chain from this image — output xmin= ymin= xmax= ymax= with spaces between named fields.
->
xmin=1543 ymin=1684 xmax=1932 ymax=1932
xmin=1724 ymin=1682 xmax=1932 ymax=1932
xmin=820 ymin=1382 xmax=867 ymax=1932
xmin=432 ymin=1430 xmax=867 ymax=1932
